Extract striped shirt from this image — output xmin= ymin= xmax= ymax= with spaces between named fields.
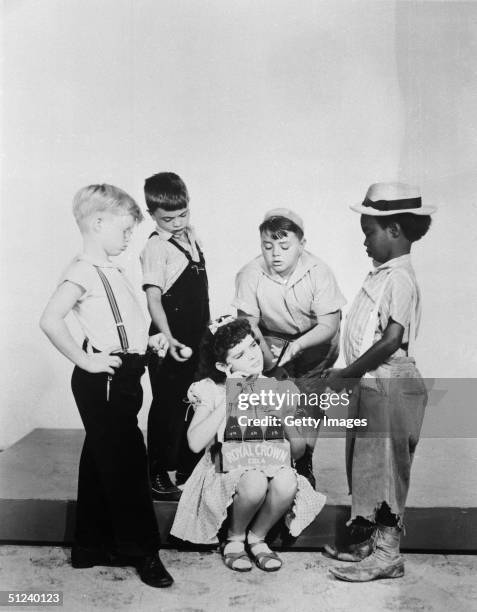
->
xmin=343 ymin=254 xmax=421 ymax=365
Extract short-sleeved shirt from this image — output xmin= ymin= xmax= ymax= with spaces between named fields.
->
xmin=343 ymin=254 xmax=421 ymax=365
xmin=60 ymin=254 xmax=149 ymax=353
xmin=232 ymin=251 xmax=346 ymax=336
xmin=140 ymin=225 xmax=203 ymax=293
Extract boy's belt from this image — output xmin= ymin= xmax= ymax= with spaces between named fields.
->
xmin=83 ymin=341 xmax=149 ymax=369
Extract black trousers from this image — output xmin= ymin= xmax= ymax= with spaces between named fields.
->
xmin=147 ymin=352 xmax=201 ymax=476
xmin=71 ymin=361 xmax=160 ymax=556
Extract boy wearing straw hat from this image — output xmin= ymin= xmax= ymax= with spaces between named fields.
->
xmin=323 ymin=182 xmax=435 ymax=581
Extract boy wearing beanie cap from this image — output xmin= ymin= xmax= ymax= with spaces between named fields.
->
xmin=233 ymin=209 xmax=346 ymax=486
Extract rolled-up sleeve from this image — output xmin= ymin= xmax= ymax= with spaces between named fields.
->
xmin=232 ymin=265 xmax=261 ymax=317
xmin=310 ymin=263 xmax=347 ymax=317
xmin=140 ymin=239 xmax=167 ymax=292
xmin=383 ymin=271 xmax=415 ymax=330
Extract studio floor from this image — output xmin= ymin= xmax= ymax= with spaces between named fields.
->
xmin=0 ymin=545 xmax=476 ymax=612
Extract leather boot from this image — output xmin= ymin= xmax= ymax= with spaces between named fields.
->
xmin=329 ymin=524 xmax=404 ymax=581
xmin=137 ymin=552 xmax=174 ymax=588
xmin=151 ymin=470 xmax=182 ymax=501
xmin=294 ymin=446 xmax=316 ymax=489
xmin=323 ymin=524 xmax=377 ymax=562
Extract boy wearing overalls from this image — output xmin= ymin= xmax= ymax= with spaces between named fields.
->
xmin=323 ymin=182 xmax=435 ymax=581
xmin=141 ymin=172 xmax=210 ymax=499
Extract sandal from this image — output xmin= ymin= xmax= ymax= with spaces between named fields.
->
xmin=221 ymin=540 xmax=252 ymax=572
xmin=247 ymin=540 xmax=282 ymax=572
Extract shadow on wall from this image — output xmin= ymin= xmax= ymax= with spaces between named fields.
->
xmin=395 ymin=1 xmax=477 ymax=184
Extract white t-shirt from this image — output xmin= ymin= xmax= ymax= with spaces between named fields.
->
xmin=60 ymin=254 xmax=149 ymax=353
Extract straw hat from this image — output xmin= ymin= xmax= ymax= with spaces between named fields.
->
xmin=350 ymin=182 xmax=436 ymax=216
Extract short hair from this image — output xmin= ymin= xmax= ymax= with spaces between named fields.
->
xmin=144 ymin=172 xmax=189 ymax=213
xmin=375 ymin=213 xmax=432 ymax=243
xmin=259 ymin=215 xmax=304 ymax=240
xmin=73 ymin=184 xmax=143 ymax=227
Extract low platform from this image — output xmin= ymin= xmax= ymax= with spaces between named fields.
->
xmin=0 ymin=429 xmax=476 ymax=550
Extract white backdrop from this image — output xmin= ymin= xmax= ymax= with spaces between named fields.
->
xmin=2 ymin=0 xmax=477 ymax=449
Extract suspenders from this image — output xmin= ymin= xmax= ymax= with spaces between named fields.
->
xmin=91 ymin=265 xmax=138 ymax=402
xmin=359 ymin=269 xmax=417 ymax=378
xmin=94 ymin=266 xmax=130 ymax=352
xmin=149 ymin=231 xmax=206 ymax=274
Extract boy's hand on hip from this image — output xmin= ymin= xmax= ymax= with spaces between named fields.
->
xmin=82 ymin=349 xmax=122 ymax=375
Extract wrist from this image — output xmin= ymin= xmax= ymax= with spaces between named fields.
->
xmin=160 ymin=332 xmax=174 ymax=344
xmin=341 ymin=365 xmax=363 ymax=379
xmin=293 ymin=339 xmax=303 ymax=354
xmin=77 ymin=352 xmax=91 ymax=370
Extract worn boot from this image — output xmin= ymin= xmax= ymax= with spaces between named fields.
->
xmin=324 ymin=523 xmax=377 ymax=562
xmin=329 ymin=524 xmax=404 ymax=581
xmin=294 ymin=446 xmax=316 ymax=489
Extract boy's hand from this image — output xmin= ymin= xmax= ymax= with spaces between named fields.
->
xmin=322 ymin=368 xmax=352 ymax=393
xmin=271 ymin=340 xmax=301 ymax=367
xmin=168 ymin=337 xmax=190 ymax=362
xmin=83 ymin=349 xmax=122 ymax=375
xmin=148 ymin=333 xmax=169 ymax=358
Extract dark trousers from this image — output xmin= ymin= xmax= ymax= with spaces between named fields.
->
xmin=147 ymin=352 xmax=201 ymax=476
xmin=71 ymin=362 xmax=160 ymax=556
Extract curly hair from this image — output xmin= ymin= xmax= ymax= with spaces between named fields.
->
xmin=195 ymin=318 xmax=256 ymax=383
xmin=375 ymin=213 xmax=432 ymax=242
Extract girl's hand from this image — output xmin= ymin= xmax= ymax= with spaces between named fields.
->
xmin=148 ymin=333 xmax=169 ymax=357
xmin=224 ymin=365 xmax=251 ymax=378
xmin=83 ymin=348 xmax=122 ymax=375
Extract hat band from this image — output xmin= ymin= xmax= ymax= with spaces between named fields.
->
xmin=362 ymin=196 xmax=422 ymax=211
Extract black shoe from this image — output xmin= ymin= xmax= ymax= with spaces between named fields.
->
xmin=294 ymin=446 xmax=316 ymax=489
xmin=71 ymin=545 xmax=133 ymax=569
xmin=137 ymin=553 xmax=174 ymax=588
xmin=174 ymin=471 xmax=190 ymax=487
xmin=151 ymin=470 xmax=182 ymax=501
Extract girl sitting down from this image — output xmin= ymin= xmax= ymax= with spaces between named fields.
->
xmin=170 ymin=316 xmax=326 ymax=572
